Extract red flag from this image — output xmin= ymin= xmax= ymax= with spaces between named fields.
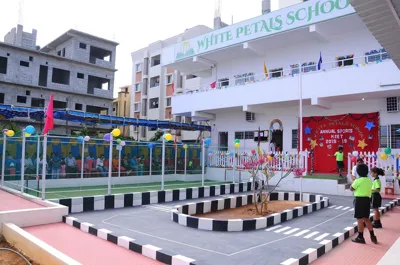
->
xmin=43 ymin=94 xmax=54 ymax=135
xmin=210 ymin=81 xmax=216 ymax=89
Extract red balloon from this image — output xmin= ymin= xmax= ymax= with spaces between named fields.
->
xmin=251 ymin=149 xmax=256 ymax=154
xmin=351 ymin=156 xmax=357 ymax=163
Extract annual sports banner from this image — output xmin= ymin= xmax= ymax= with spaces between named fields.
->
xmin=301 ymin=112 xmax=379 ymax=173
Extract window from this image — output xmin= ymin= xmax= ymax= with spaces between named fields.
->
xmin=166 ymin=75 xmax=173 ymax=84
xmin=270 ymin=68 xmax=283 ymax=78
xmin=150 ymin=55 xmax=161 ymax=67
xmin=134 ymin=82 xmax=141 ymax=92
xmin=31 ymin=98 xmax=45 ymax=107
xmin=89 ymin=46 xmax=112 ymax=63
xmin=26 ymin=90 xmax=30 ymax=96
xmin=0 ymin=56 xmax=7 ymax=74
xmin=62 ymin=48 xmax=66 ymax=57
xmin=75 ymin=103 xmax=83 ymax=110
xmin=20 ymin=61 xmax=29 ymax=67
xmin=337 ymin=55 xmax=354 ymax=67
xmin=57 ymin=50 xmax=61 ymax=56
xmin=166 ymin=97 xmax=171 ymax=107
xmin=235 ymin=132 xmax=244 ymax=140
xmin=17 ymin=96 xmax=27 ymax=104
xmin=292 ymin=129 xmax=298 ymax=149
xmin=53 ymin=100 xmax=67 ymax=109
xmin=0 ymin=93 xmax=4 ymax=104
xmin=38 ymin=65 xmax=48 ymax=87
xmin=135 ymin=63 xmax=141 ymax=72
xmin=379 ymin=125 xmax=400 ymax=148
xmin=79 ymin=43 xmax=87 ymax=49
xmin=186 ymin=74 xmax=197 ymax=80
xmin=386 ymin=97 xmax=398 ymax=112
xmin=52 ymin=68 xmax=70 ymax=85
xmin=235 ymin=131 xmax=254 ymax=140
xmin=87 ymin=75 xmax=110 ymax=93
xmin=134 ymin=103 xmax=140 ymax=112
xmin=29 ymin=56 xmax=33 ymax=62
xmin=185 ymin=117 xmax=192 ymax=124
xmin=150 ymin=76 xmax=160 ymax=88
xmin=149 ymin=98 xmax=159 ymax=109
xmin=77 ymin=73 xmax=84 ymax=79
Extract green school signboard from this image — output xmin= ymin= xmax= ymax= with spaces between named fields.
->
xmin=174 ymin=0 xmax=355 ymax=60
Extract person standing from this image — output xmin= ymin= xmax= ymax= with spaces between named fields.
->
xmin=65 ymin=152 xmax=78 ymax=178
xmin=370 ymin=167 xmax=384 ymax=229
xmin=49 ymin=153 xmax=61 ymax=179
xmin=351 ymin=158 xmax=363 ymax=181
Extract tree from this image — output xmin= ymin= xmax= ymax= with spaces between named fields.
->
xmin=242 ymin=151 xmax=304 ymax=215
xmin=1 ymin=121 xmax=21 ymax=135
xmin=149 ymin=129 xmax=164 ymax=142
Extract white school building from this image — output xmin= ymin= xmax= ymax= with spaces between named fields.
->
xmin=159 ymin=0 xmax=400 ymax=157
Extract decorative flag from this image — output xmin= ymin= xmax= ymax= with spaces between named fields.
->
xmin=263 ymin=62 xmax=268 ymax=77
xmin=210 ymin=81 xmax=217 ymax=89
xmin=318 ymin=52 xmax=323 ymax=70
xmin=43 ymin=93 xmax=54 ymax=135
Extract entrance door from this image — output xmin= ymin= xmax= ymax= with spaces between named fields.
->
xmin=271 ymin=130 xmax=283 ymax=152
xmin=219 ymin=132 xmax=228 ymax=151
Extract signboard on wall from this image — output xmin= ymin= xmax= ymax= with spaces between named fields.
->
xmin=174 ymin=0 xmax=355 ymax=61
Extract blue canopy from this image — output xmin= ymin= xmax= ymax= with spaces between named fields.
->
xmin=0 ymin=104 xmax=211 ymax=131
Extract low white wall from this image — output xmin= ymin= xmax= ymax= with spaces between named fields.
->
xmin=14 ymin=174 xmax=203 ymax=189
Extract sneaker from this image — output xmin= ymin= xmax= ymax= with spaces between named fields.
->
xmin=352 ymin=237 xmax=366 ymax=244
xmin=373 ymin=222 xmax=383 ymax=229
xmin=371 ymin=235 xmax=378 ymax=244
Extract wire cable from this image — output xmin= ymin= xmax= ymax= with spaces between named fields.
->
xmin=0 ymin=248 xmax=33 ymax=265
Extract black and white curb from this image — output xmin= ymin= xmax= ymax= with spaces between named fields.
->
xmin=63 ymin=216 xmax=196 ymax=265
xmin=51 ymin=182 xmax=254 ymax=214
xmin=280 ymin=198 xmax=400 ymax=265
xmin=171 ymin=192 xmax=329 ymax=231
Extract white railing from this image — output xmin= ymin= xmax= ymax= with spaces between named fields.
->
xmin=175 ymin=51 xmax=391 ymax=95
xmin=346 ymin=152 xmax=398 ymax=176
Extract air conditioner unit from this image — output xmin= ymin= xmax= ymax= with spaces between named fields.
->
xmin=386 ymin=97 xmax=399 ymax=113
xmin=245 ymin=112 xmax=255 ymax=122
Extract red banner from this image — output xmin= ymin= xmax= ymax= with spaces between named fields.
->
xmin=301 ymin=112 xmax=379 ymax=174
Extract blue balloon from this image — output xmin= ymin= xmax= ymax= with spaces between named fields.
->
xmin=205 ymin=138 xmax=211 ymax=145
xmin=230 ymin=151 xmax=234 ymax=156
xmin=397 ymin=129 xmax=400 ymax=133
xmin=208 ymin=149 xmax=213 ymax=154
xmin=25 ymin=125 xmax=35 ymax=135
xmin=148 ymin=143 xmax=154 ymax=148
xmin=77 ymin=136 xmax=84 ymax=143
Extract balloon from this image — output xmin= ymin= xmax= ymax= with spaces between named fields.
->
xmin=251 ymin=149 xmax=256 ymax=154
xmin=2 ymin=129 xmax=8 ymax=134
xmin=183 ymin=144 xmax=188 ymax=150
xmin=234 ymin=139 xmax=240 ymax=144
xmin=103 ymin=133 xmax=111 ymax=142
xmin=204 ymin=138 xmax=211 ymax=145
xmin=77 ymin=136 xmax=84 ymax=143
xmin=116 ymin=139 xmax=121 ymax=144
xmin=111 ymin=128 xmax=121 ymax=137
xmin=384 ymin=147 xmax=391 ymax=155
xmin=229 ymin=151 xmax=235 ymax=156
xmin=208 ymin=149 xmax=213 ymax=154
xmin=120 ymin=141 xmax=126 ymax=146
xmin=380 ymin=153 xmax=388 ymax=160
xmin=397 ymin=129 xmax=400 ymax=133
xmin=164 ymin=133 xmax=172 ymax=141
xmin=148 ymin=143 xmax=154 ymax=148
xmin=267 ymin=155 xmax=273 ymax=161
xmin=84 ymin=136 xmax=90 ymax=142
xmin=25 ymin=125 xmax=35 ymax=135
xmin=352 ymin=151 xmax=358 ymax=156
xmin=6 ymin=130 xmax=14 ymax=137
xmin=351 ymin=156 xmax=357 ymax=163
xmin=234 ymin=142 xmax=240 ymax=149
xmin=25 ymin=133 xmax=31 ymax=137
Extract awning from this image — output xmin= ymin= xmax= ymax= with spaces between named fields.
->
xmin=0 ymin=105 xmax=211 ymax=132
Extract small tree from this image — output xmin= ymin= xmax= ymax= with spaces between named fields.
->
xmin=149 ymin=129 xmax=164 ymax=141
xmin=242 ymin=151 xmax=304 ymax=215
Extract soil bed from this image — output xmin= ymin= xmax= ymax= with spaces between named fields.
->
xmin=195 ymin=200 xmax=307 ymax=219
xmin=0 ymin=237 xmax=40 ymax=265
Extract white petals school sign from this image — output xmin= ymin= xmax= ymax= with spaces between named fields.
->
xmin=174 ymin=0 xmax=355 ymax=60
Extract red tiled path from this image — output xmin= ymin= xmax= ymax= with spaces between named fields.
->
xmin=0 ymin=189 xmax=43 ymax=211
xmin=25 ymin=223 xmax=163 ymax=265
xmin=312 ymin=207 xmax=400 ymax=265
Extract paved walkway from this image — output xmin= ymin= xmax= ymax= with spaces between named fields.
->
xmin=0 ymin=189 xmax=43 ymax=211
xmin=312 ymin=207 xmax=400 ymax=265
xmin=25 ymin=223 xmax=162 ymax=265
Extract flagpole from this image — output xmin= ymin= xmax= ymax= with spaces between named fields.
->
xmin=41 ymin=134 xmax=48 ymax=200
xmin=81 ymin=140 xmax=85 ymax=179
xmin=1 ymin=134 xmax=6 ymax=187
xmin=201 ymin=140 xmax=205 ymax=186
xmin=20 ymin=130 xmax=26 ymax=193
xmin=161 ymin=138 xmax=165 ymax=190
xmin=149 ymin=147 xmax=152 ymax=176
xmin=299 ymin=62 xmax=303 ymax=200
xmin=174 ymin=131 xmax=177 ymax=175
xmin=108 ymin=135 xmax=113 ymax=195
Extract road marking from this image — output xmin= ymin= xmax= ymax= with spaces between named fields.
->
xmin=283 ymin=228 xmax=300 ymax=235
xmin=265 ymin=225 xmax=282 ymax=231
xmin=281 ymin=258 xmax=299 ymax=265
xmin=349 ymin=208 xmax=354 ymax=211
xmin=314 ymin=233 xmax=330 ymax=241
xmin=342 ymin=206 xmax=350 ymax=211
xmin=335 ymin=206 xmax=343 ymax=210
xmin=304 ymin=231 xmax=319 ymax=239
xmin=294 ymin=230 xmax=310 ymax=237
xmin=328 ymin=205 xmax=337 ymax=208
xmin=142 ymin=205 xmax=171 ymax=212
xmin=275 ymin=227 xmax=292 ymax=233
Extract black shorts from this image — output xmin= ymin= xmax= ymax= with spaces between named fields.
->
xmin=336 ymin=161 xmax=344 ymax=169
xmin=371 ymin=193 xmax=382 ymax=209
xmin=354 ymin=197 xmax=371 ymax=219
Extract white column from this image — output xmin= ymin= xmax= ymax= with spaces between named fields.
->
xmin=108 ymin=135 xmax=113 ymax=195
xmin=184 ymin=148 xmax=187 ymax=176
xmin=149 ymin=148 xmax=152 ymax=176
xmin=1 ymin=134 xmax=6 ymax=186
xmin=161 ymin=139 xmax=166 ymax=190
xmin=118 ymin=147 xmax=121 ymax=178
xmin=232 ymin=150 xmax=236 ymax=184
xmin=41 ymin=135 xmax=48 ymax=200
xmin=299 ymin=62 xmax=303 ymax=200
xmin=80 ymin=140 xmax=85 ymax=179
xmin=201 ymin=140 xmax=205 ymax=186
xmin=35 ymin=136 xmax=40 ymax=179
xmin=20 ymin=130 xmax=26 ymax=193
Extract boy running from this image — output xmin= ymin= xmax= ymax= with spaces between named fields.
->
xmin=329 ymin=146 xmax=344 ymax=178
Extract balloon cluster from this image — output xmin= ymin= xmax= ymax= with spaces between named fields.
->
xmin=204 ymin=138 xmax=211 ymax=147
xmin=379 ymin=148 xmax=392 ymax=161
xmin=103 ymin=129 xmax=125 ymax=147
xmin=234 ymin=139 xmax=240 ymax=149
xmin=77 ymin=135 xmax=90 ymax=143
xmin=2 ymin=129 xmax=15 ymax=137
xmin=24 ymin=125 xmax=35 ymax=137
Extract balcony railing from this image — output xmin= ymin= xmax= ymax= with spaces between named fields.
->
xmin=175 ymin=52 xmax=391 ymax=96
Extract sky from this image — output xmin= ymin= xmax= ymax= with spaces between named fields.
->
xmin=1 ymin=0 xmax=278 ymax=97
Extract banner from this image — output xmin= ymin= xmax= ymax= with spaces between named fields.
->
xmin=302 ymin=112 xmax=379 ymax=173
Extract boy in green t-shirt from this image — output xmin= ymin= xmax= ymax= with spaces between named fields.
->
xmin=350 ymin=164 xmax=377 ymax=244
xmin=329 ymin=146 xmax=344 ymax=178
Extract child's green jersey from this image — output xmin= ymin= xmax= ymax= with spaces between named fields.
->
xmin=352 ymin=177 xmax=372 ymax=197
xmin=334 ymin=151 xmax=344 ymax=161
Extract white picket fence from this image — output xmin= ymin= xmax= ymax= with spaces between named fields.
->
xmin=346 ymin=152 xmax=398 ymax=176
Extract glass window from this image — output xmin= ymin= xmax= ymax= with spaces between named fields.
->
xmin=292 ymin=129 xmax=298 ymax=149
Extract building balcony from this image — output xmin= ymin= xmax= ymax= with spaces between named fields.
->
xmin=172 ymin=53 xmax=400 ymax=118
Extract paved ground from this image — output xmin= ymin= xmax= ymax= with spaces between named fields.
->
xmin=0 ymin=189 xmax=43 ymax=211
xmin=69 ymin=192 xmax=390 ymax=265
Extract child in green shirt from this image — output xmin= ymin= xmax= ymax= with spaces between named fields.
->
xmin=329 ymin=146 xmax=344 ymax=178
xmin=370 ymin=167 xmax=384 ymax=228
xmin=350 ymin=163 xmax=377 ymax=244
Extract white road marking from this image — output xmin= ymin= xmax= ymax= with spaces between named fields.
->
xmin=335 ymin=206 xmax=343 ymax=210
xmin=349 ymin=208 xmax=354 ymax=211
xmin=265 ymin=225 xmax=282 ymax=231
xmin=304 ymin=231 xmax=319 ymax=239
xmin=342 ymin=207 xmax=350 ymax=211
xmin=142 ymin=205 xmax=171 ymax=212
xmin=275 ymin=227 xmax=292 ymax=233
xmin=328 ymin=205 xmax=337 ymax=208
xmin=294 ymin=230 xmax=310 ymax=237
xmin=281 ymin=258 xmax=299 ymax=265
xmin=283 ymin=228 xmax=300 ymax=235
xmin=314 ymin=233 xmax=330 ymax=241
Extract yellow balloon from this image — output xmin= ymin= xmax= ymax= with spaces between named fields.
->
xmin=6 ymin=130 xmax=14 ymax=137
xmin=111 ymin=128 xmax=121 ymax=137
xmin=267 ymin=156 xmax=273 ymax=161
xmin=234 ymin=142 xmax=240 ymax=149
xmin=183 ymin=144 xmax=188 ymax=150
xmin=164 ymin=133 xmax=172 ymax=141
xmin=380 ymin=153 xmax=388 ymax=160
xmin=25 ymin=133 xmax=31 ymax=137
